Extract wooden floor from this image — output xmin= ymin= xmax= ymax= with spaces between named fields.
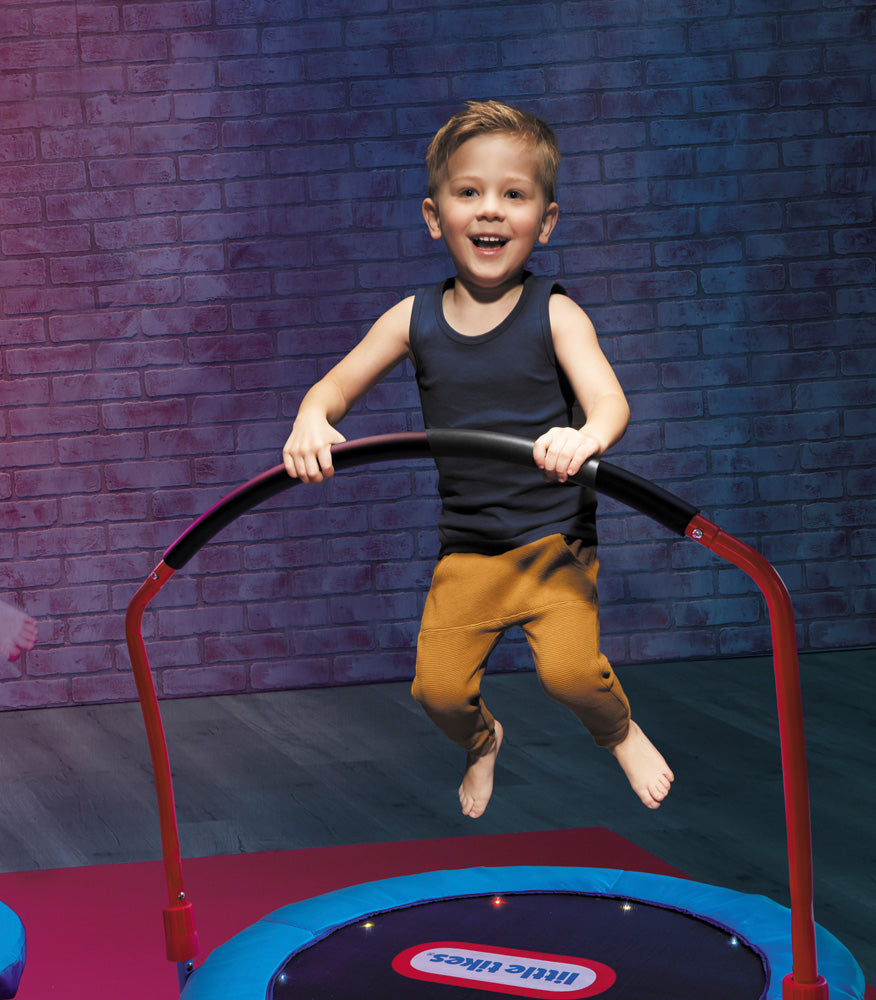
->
xmin=0 ymin=648 xmax=872 ymax=984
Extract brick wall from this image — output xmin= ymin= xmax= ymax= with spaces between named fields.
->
xmin=1 ymin=0 xmax=873 ymax=710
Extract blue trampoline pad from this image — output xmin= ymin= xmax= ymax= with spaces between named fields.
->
xmin=179 ymin=867 xmax=865 ymax=1000
xmin=0 ymin=900 xmax=25 ymax=1000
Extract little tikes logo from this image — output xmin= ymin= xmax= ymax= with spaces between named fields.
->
xmin=392 ymin=941 xmax=616 ymax=997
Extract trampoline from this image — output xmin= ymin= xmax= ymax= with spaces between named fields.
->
xmin=124 ymin=430 xmax=866 ymax=1000
xmin=0 ymin=900 xmax=24 ymax=999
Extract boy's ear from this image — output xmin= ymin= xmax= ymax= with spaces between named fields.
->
xmin=422 ymin=198 xmax=443 ymax=240
xmin=538 ymin=202 xmax=559 ymax=245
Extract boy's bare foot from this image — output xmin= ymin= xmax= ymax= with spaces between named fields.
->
xmin=0 ymin=600 xmax=38 ymax=663
xmin=610 ymin=719 xmax=674 ymax=809
xmin=459 ymin=720 xmax=503 ymax=819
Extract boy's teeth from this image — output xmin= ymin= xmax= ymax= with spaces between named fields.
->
xmin=473 ymin=236 xmax=506 ymax=247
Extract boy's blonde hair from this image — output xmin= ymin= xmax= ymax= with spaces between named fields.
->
xmin=425 ymin=100 xmax=561 ymax=202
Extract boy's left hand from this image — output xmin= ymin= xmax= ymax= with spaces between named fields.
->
xmin=533 ymin=426 xmax=601 ymax=483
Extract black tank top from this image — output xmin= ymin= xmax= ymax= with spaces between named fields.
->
xmin=409 ymin=272 xmax=598 ymax=555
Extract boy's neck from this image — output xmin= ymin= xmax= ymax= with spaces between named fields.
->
xmin=442 ymin=272 xmax=528 ymax=337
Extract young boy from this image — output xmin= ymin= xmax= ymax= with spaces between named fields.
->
xmin=283 ymin=100 xmax=673 ymax=818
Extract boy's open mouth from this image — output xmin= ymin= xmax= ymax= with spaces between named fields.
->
xmin=471 ymin=236 xmax=508 ymax=249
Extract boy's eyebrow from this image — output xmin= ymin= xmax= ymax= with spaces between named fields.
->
xmin=447 ymin=170 xmax=539 ymax=187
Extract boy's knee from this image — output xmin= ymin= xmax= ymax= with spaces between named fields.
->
xmin=539 ymin=657 xmax=615 ymax=702
xmin=411 ymin=673 xmax=462 ymax=714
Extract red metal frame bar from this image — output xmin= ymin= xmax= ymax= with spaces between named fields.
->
xmin=124 ymin=560 xmax=199 ymax=965
xmin=687 ymin=515 xmax=828 ymax=999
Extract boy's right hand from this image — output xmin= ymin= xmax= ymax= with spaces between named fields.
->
xmin=282 ymin=417 xmax=346 ymax=484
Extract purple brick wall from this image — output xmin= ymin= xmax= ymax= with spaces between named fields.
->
xmin=1 ymin=1 xmax=873 ymax=710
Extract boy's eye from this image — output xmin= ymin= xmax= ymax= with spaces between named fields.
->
xmin=460 ymin=188 xmax=477 ymax=198
xmin=506 ymin=190 xmax=523 ymax=200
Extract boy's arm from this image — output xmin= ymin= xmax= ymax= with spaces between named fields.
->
xmin=534 ymin=294 xmax=631 ymax=483
xmin=283 ymin=297 xmax=414 ymax=483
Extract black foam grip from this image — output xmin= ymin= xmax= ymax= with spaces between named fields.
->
xmin=163 ymin=430 xmax=699 ymax=569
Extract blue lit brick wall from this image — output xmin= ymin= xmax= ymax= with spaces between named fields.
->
xmin=1 ymin=0 xmax=873 ymax=708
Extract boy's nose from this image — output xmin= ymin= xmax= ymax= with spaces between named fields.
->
xmin=477 ymin=192 xmax=504 ymax=219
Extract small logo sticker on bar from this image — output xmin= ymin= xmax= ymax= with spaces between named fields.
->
xmin=392 ymin=941 xmax=616 ymax=997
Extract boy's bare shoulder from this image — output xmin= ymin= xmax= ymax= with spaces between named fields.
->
xmin=388 ymin=293 xmax=416 ymax=314
xmin=373 ymin=294 xmax=415 ymax=338
xmin=548 ymin=290 xmax=597 ymax=340
xmin=354 ymin=295 xmax=416 ymax=362
xmin=395 ymin=294 xmax=417 ymax=319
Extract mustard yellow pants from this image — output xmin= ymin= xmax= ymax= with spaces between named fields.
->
xmin=411 ymin=533 xmax=630 ymax=759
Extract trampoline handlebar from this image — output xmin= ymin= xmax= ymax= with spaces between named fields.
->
xmin=162 ymin=430 xmax=699 ymax=570
xmin=125 ymin=430 xmax=824 ymax=991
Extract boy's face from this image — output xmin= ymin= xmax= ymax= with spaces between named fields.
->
xmin=422 ymin=132 xmax=558 ymax=294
